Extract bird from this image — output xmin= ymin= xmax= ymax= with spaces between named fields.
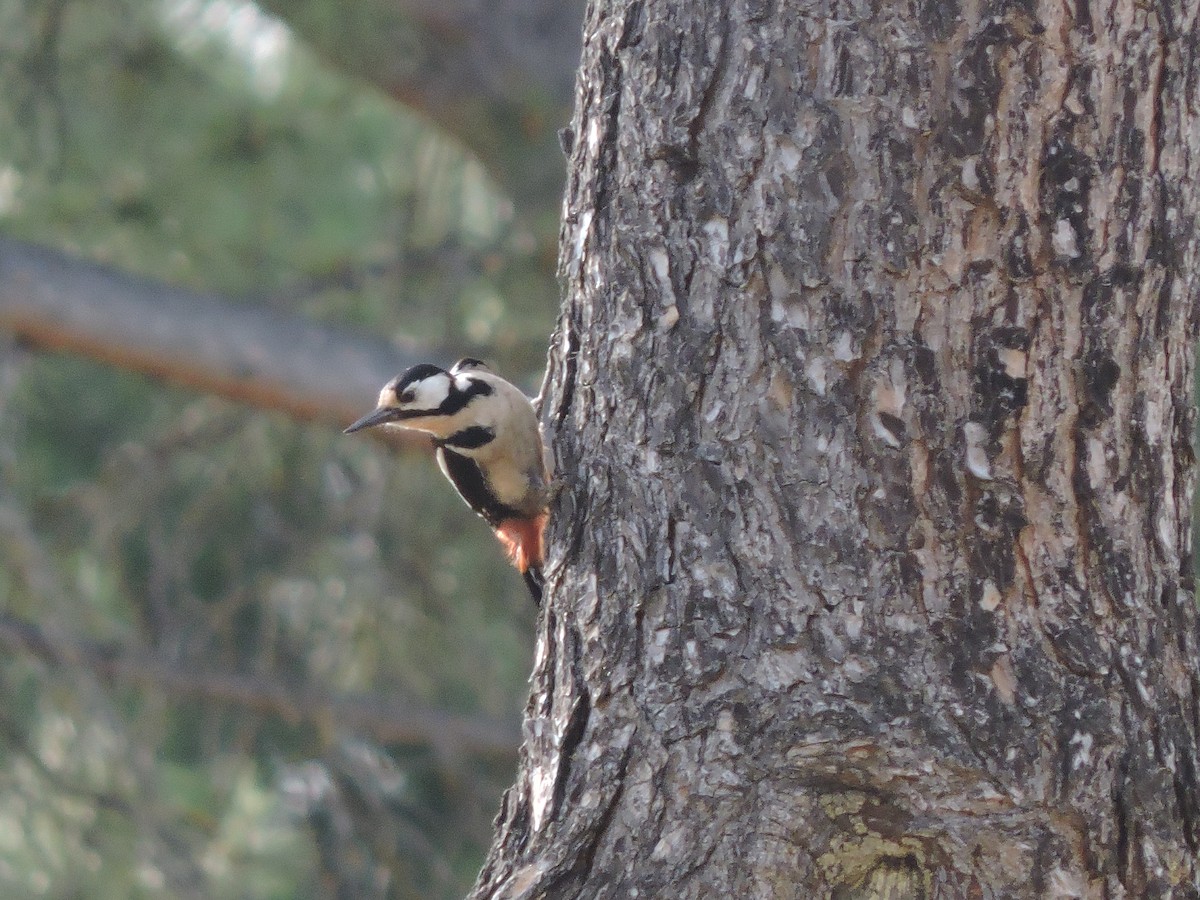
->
xmin=344 ymin=358 xmax=550 ymax=603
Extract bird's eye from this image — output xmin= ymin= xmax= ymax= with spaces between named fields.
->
xmin=399 ymin=390 xmax=415 ymax=403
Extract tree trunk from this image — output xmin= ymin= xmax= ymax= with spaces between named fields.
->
xmin=473 ymin=0 xmax=1200 ymax=896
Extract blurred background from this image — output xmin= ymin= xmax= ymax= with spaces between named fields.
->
xmin=0 ymin=0 xmax=582 ymax=896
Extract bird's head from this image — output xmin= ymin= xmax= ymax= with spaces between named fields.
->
xmin=344 ymin=363 xmax=455 ymax=434
xmin=344 ymin=359 xmax=494 ymax=437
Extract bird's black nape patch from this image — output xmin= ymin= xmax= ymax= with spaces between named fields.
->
xmin=437 ymin=377 xmax=493 ymax=416
xmin=391 ymin=363 xmax=447 ymax=393
xmin=437 ymin=448 xmax=520 ymax=525
xmin=451 ymin=357 xmax=488 ymax=373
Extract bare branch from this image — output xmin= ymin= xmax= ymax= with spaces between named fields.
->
xmin=256 ymin=0 xmax=584 ymax=213
xmin=0 ymin=612 xmax=519 ymax=760
xmin=0 ymin=236 xmax=430 ymax=446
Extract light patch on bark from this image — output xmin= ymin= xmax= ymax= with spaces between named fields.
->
xmin=962 ymin=421 xmax=993 ymax=480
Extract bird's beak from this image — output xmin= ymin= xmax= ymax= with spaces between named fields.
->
xmin=344 ymin=407 xmax=398 ymax=434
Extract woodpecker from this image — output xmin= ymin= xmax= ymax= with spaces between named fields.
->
xmin=345 ymin=358 xmax=549 ymax=603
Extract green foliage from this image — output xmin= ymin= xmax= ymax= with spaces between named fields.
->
xmin=0 ymin=0 xmax=556 ymax=896
xmin=6 ymin=356 xmax=162 ymax=496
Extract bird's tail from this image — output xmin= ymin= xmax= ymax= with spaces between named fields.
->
xmin=495 ymin=513 xmax=548 ymax=605
xmin=522 ymin=566 xmax=544 ymax=605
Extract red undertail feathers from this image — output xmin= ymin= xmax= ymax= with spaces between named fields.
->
xmin=494 ymin=513 xmax=547 ymax=574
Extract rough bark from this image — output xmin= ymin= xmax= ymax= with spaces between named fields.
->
xmin=474 ymin=0 xmax=1200 ymax=897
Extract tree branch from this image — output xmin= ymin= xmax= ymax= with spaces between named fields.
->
xmin=0 ymin=236 xmax=430 ymax=445
xmin=257 ymin=0 xmax=584 ymax=214
xmin=0 ymin=612 xmax=519 ymax=760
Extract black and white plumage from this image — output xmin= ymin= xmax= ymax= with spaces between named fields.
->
xmin=345 ymin=358 xmax=549 ymax=602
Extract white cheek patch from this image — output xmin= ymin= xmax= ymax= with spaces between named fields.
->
xmin=412 ymin=372 xmax=451 ymax=409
